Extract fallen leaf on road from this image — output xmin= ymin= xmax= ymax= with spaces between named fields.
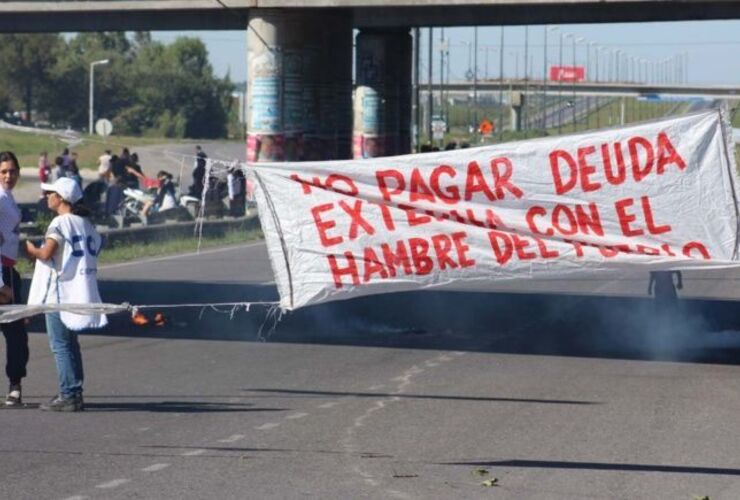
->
xmin=481 ymin=478 xmax=499 ymax=487
xmin=693 ymin=496 xmax=710 ymax=500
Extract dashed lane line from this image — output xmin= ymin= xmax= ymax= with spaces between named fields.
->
xmin=142 ymin=463 xmax=171 ymax=472
xmin=285 ymin=412 xmax=308 ymax=420
xmin=318 ymin=402 xmax=339 ymax=409
xmin=218 ymin=434 xmax=246 ymax=443
xmin=255 ymin=422 xmax=281 ymax=430
xmin=95 ymin=479 xmax=131 ymax=489
xmin=182 ymin=449 xmax=207 ymax=456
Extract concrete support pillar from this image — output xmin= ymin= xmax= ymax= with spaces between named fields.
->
xmin=353 ymin=29 xmax=412 ymax=159
xmin=247 ymin=9 xmax=352 ymax=162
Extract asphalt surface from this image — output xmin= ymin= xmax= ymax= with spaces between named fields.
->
xmin=4 ymin=242 xmax=740 ymax=499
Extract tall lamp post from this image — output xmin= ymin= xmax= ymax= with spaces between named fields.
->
xmin=572 ymin=36 xmax=583 ymax=130
xmin=89 ymin=58 xmax=110 ymax=135
xmin=557 ymin=29 xmax=564 ymax=135
xmin=563 ymin=33 xmax=573 ymax=133
xmin=542 ymin=26 xmax=549 ymax=130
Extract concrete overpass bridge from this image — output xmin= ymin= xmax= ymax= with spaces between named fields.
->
xmin=2 ymin=1 xmax=740 ymax=31
xmin=4 ymin=1 xmax=739 ymax=160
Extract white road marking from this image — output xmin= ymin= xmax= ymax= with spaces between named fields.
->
xmin=137 ymin=427 xmax=151 ymax=432
xmin=95 ymin=479 xmax=130 ymax=489
xmin=142 ymin=463 xmax=170 ymax=472
xmin=182 ymin=449 xmax=206 ymax=456
xmin=368 ymin=384 xmax=385 ymax=390
xmin=63 ymin=496 xmax=88 ymax=500
xmin=218 ymin=434 xmax=245 ymax=443
xmin=255 ymin=422 xmax=281 ymax=430
xmin=425 ymin=361 xmax=439 ymax=367
xmin=285 ymin=412 xmax=308 ymax=420
xmin=99 ymin=241 xmax=265 ymax=270
xmin=317 ymin=402 xmax=338 ymax=409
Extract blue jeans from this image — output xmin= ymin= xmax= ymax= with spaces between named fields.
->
xmin=45 ymin=313 xmax=84 ymax=398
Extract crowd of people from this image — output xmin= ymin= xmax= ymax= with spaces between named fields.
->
xmin=34 ymin=144 xmax=250 ymax=222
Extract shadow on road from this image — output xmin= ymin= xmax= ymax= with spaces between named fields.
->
xmin=83 ymin=400 xmax=286 ymax=413
xmin=243 ymin=388 xmax=600 ymax=405
xmin=442 ymin=459 xmax=740 ymax=476
xmin=24 ymin=278 xmax=740 ymax=365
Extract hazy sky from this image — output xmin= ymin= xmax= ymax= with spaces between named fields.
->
xmin=154 ymin=19 xmax=739 ymax=86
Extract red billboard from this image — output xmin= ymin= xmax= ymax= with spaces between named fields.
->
xmin=549 ymin=66 xmax=585 ymax=82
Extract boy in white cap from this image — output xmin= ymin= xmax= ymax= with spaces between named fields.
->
xmin=25 ymin=177 xmax=107 ymax=412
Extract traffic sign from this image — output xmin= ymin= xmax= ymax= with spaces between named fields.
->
xmin=479 ymin=118 xmax=494 ymax=136
xmin=95 ymin=118 xmax=113 ymax=137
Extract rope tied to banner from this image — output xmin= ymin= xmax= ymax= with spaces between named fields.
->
xmin=0 ymin=300 xmax=282 ymax=332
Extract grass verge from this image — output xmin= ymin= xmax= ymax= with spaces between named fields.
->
xmin=0 ymin=127 xmax=183 ymax=170
xmin=17 ymin=227 xmax=264 ymax=276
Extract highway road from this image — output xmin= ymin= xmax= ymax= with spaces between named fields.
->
xmin=4 ymin=242 xmax=740 ymax=498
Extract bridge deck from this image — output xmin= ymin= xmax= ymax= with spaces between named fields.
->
xmin=0 ymin=1 xmax=738 ymax=31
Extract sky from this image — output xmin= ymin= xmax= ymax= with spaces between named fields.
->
xmin=153 ymin=19 xmax=740 ymax=86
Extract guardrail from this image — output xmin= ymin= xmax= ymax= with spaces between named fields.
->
xmin=21 ymin=204 xmax=261 ymax=252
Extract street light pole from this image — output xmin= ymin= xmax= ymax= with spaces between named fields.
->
xmin=542 ymin=26 xmax=549 ymax=131
xmin=572 ymin=36 xmax=582 ymax=130
xmin=89 ymin=58 xmax=110 ymax=135
xmin=558 ymin=30 xmax=563 ymax=135
xmin=586 ymin=41 xmax=593 ymax=128
xmin=498 ymin=26 xmax=504 ymax=142
xmin=473 ymin=26 xmax=479 ymax=132
xmin=523 ymin=25 xmax=528 ymax=131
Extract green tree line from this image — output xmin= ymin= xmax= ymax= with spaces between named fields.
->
xmin=0 ymin=32 xmax=235 ymax=139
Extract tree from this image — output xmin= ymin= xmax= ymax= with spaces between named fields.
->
xmin=0 ymin=34 xmax=62 ymax=120
xmin=0 ymin=32 xmax=233 ymax=138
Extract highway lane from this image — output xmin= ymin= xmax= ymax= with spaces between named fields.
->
xmin=5 ymin=243 xmax=740 ymax=498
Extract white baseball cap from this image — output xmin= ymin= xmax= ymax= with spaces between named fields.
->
xmin=40 ymin=177 xmax=83 ymax=204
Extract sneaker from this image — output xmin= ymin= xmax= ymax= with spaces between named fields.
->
xmin=5 ymin=385 xmax=21 ymax=407
xmin=39 ymin=394 xmax=84 ymax=412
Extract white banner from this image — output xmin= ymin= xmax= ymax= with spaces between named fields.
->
xmin=251 ymin=110 xmax=740 ymax=310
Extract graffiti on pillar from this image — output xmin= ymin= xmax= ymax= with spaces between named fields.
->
xmin=360 ymin=88 xmax=381 ymax=134
xmin=247 ymin=134 xmax=284 ymax=162
xmin=250 ymin=52 xmax=281 ymax=133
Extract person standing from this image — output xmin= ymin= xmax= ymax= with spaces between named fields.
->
xmin=227 ymin=166 xmax=246 ymax=217
xmin=188 ymin=145 xmax=207 ymax=198
xmin=97 ymin=149 xmax=112 ymax=183
xmin=38 ymin=151 xmax=51 ymax=185
xmin=0 ymin=151 xmax=29 ymax=407
xmin=648 ymin=270 xmax=683 ymax=310
xmin=26 ymin=177 xmax=107 ymax=412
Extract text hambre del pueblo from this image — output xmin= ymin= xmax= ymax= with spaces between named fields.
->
xmin=290 ymin=131 xmax=707 ymax=289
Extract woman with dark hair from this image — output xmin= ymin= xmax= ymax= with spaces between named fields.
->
xmin=0 ymin=150 xmax=29 ymax=407
xmin=26 ymin=177 xmax=106 ymax=412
